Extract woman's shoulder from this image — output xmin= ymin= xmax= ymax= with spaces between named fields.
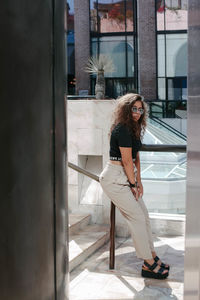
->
xmin=114 ymin=123 xmax=130 ymax=131
xmin=112 ymin=123 xmax=133 ymax=137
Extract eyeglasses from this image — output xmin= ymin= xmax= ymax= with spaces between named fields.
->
xmin=131 ymin=106 xmax=144 ymax=115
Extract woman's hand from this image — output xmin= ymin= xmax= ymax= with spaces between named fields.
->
xmin=131 ymin=187 xmax=139 ymax=201
xmin=137 ymin=181 xmax=143 ymax=198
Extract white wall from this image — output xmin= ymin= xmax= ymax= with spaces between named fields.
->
xmin=68 ymin=100 xmax=115 ymax=222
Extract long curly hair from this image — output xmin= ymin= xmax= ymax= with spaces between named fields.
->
xmin=110 ymin=93 xmax=148 ymax=139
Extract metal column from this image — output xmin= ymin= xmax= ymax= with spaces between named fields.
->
xmin=184 ymin=1 xmax=200 ymax=299
xmin=0 ymin=1 xmax=68 ymax=299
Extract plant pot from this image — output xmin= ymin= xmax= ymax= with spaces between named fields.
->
xmin=95 ymin=71 xmax=105 ymax=99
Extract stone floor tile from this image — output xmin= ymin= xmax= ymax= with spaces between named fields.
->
xmin=70 ymin=235 xmax=185 ymax=300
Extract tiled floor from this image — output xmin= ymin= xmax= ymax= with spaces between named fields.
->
xmin=70 ymin=234 xmax=184 ymax=300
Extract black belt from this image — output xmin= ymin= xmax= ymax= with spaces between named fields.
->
xmin=110 ymin=156 xmax=122 ymax=161
xmin=110 ymin=156 xmax=136 ymax=162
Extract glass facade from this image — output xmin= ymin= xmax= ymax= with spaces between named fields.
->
xmin=156 ymin=0 xmax=188 ymax=117
xmin=90 ymin=0 xmax=137 ymax=98
xmin=90 ymin=0 xmax=134 ymax=33
xmin=67 ymin=0 xmax=75 ymax=94
xmin=66 ymin=0 xmax=188 ymax=108
xmin=157 ymin=0 xmax=188 ymax=31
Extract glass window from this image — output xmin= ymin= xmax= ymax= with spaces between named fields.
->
xmin=99 ymin=36 xmax=126 ymax=77
xmin=91 ymin=38 xmax=98 ymax=57
xmin=90 ymin=1 xmax=136 ymax=98
xmin=165 ymin=0 xmax=188 ymax=30
xmin=90 ymin=0 xmax=135 ymax=34
xmin=67 ymin=0 xmax=75 ymax=94
xmin=166 ymin=34 xmax=187 ymax=77
xmin=182 ymin=78 xmax=187 ymax=100
xmin=165 ymin=0 xmax=180 ymax=9
xmin=105 ymin=78 xmax=134 ymax=98
xmin=126 ymin=78 xmax=135 ymax=92
xmin=157 ymin=34 xmax=166 ymax=77
xmin=148 ymin=101 xmax=164 ymax=118
xmin=167 ymin=77 xmax=187 ymax=100
xmin=67 ymin=0 xmax=74 ymax=31
xmin=158 ymin=78 xmax=166 ymax=100
xmin=126 ymin=0 xmax=134 ymax=32
xmin=90 ymin=0 xmax=98 ymax=33
xmin=67 ymin=0 xmax=74 ymax=14
xmin=156 ymin=0 xmax=165 ymax=31
xmin=67 ymin=42 xmax=75 ymax=73
xmin=156 ymin=0 xmax=188 ymax=31
xmin=156 ymin=0 xmax=188 ymax=116
xmin=168 ymin=78 xmax=182 ymax=100
xmin=98 ymin=0 xmax=125 ymax=33
xmin=127 ymin=36 xmax=134 ymax=77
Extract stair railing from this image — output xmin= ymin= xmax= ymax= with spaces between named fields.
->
xmin=68 ymin=144 xmax=187 ymax=269
xmin=149 ymin=116 xmax=187 ymax=141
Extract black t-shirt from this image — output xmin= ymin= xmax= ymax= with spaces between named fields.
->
xmin=109 ymin=123 xmax=142 ymax=160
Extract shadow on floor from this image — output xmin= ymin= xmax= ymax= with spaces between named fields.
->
xmin=70 ymin=235 xmax=184 ymax=300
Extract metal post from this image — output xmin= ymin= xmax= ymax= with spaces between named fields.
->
xmin=184 ymin=0 xmax=200 ymax=298
xmin=109 ymin=202 xmax=116 ymax=269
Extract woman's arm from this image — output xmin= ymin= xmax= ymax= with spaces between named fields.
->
xmin=135 ymin=152 xmax=141 ymax=182
xmin=119 ymin=147 xmax=138 ymax=200
xmin=135 ymin=152 xmax=143 ymax=197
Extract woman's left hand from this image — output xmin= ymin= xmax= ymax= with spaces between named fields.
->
xmin=137 ymin=181 xmax=143 ymax=197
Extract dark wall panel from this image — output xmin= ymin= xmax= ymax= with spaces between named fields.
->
xmin=0 ymin=1 xmax=67 ymax=299
xmin=54 ymin=0 xmax=68 ymax=298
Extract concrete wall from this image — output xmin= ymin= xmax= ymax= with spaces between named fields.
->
xmin=68 ymin=100 xmax=115 ymax=223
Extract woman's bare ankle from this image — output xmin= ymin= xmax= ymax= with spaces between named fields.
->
xmin=151 ymin=251 xmax=156 ymax=258
xmin=144 ymin=258 xmax=155 ymax=265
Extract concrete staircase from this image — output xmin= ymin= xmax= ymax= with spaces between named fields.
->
xmin=69 ymin=213 xmax=110 ymax=272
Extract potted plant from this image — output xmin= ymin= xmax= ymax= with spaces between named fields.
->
xmin=85 ymin=55 xmax=115 ymax=99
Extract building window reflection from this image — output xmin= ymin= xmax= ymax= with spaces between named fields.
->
xmin=67 ymin=0 xmax=75 ymax=95
xmin=90 ymin=0 xmax=134 ymax=33
xmin=90 ymin=0 xmax=137 ymax=98
xmin=157 ymin=0 xmax=187 ymax=31
xmin=156 ymin=0 xmax=188 ymax=116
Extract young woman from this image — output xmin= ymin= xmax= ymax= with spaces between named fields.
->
xmin=99 ymin=93 xmax=170 ymax=280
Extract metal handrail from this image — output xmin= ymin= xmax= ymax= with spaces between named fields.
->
xmin=68 ymin=162 xmax=99 ymax=182
xmin=141 ymin=144 xmax=186 ymax=152
xmin=68 ymin=144 xmax=187 ymax=269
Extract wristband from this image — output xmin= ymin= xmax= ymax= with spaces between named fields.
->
xmin=129 ymin=181 xmax=137 ymax=188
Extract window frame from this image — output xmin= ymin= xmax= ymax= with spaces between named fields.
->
xmin=89 ymin=0 xmax=138 ymax=98
xmin=155 ymin=0 xmax=188 ymax=117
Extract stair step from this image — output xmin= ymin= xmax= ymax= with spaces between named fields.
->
xmin=69 ymin=224 xmax=109 ymax=272
xmin=69 ymin=213 xmax=91 ymax=235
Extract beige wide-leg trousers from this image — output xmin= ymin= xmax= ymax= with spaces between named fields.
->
xmin=99 ymin=162 xmax=155 ymax=260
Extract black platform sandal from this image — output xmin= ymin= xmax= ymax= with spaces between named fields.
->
xmin=141 ymin=261 xmax=169 ymax=280
xmin=154 ymin=255 xmax=170 ymax=270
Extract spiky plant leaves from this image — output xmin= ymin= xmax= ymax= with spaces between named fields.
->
xmin=85 ymin=55 xmax=115 ymax=74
